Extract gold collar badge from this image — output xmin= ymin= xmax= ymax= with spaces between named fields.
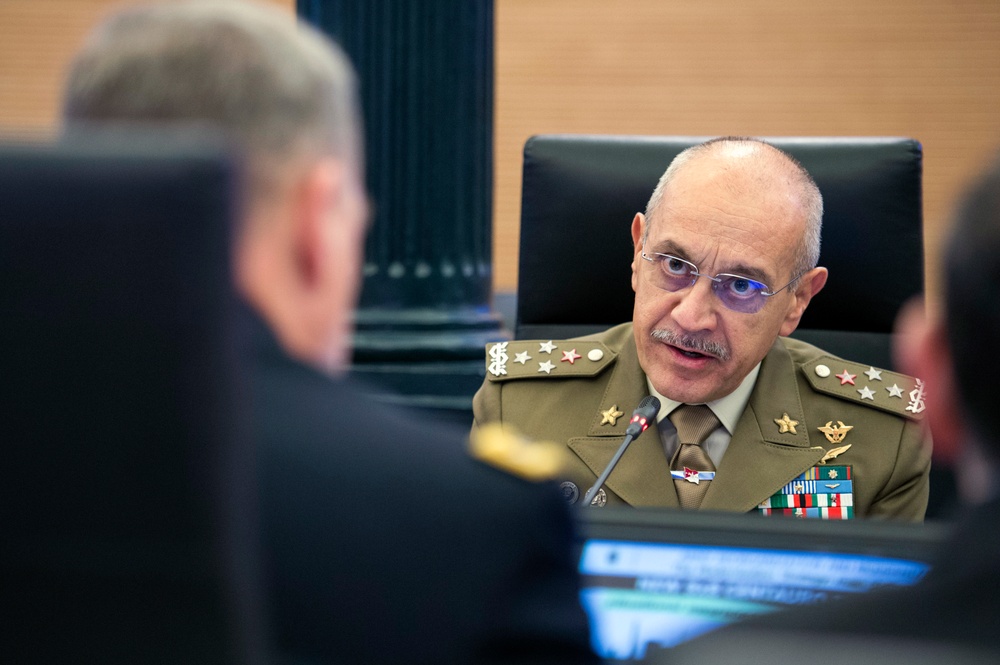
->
xmin=774 ymin=413 xmax=799 ymax=434
xmin=600 ymin=404 xmax=625 ymax=426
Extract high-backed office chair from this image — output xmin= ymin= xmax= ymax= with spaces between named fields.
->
xmin=515 ymin=135 xmax=924 ymax=372
xmin=0 ymin=135 xmax=266 ymax=663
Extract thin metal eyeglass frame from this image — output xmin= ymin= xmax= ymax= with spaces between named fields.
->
xmin=639 ymin=250 xmax=805 ymax=314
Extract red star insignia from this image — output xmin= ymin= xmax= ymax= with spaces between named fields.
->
xmin=683 ymin=467 xmax=700 ymax=484
xmin=561 ymin=348 xmax=581 ymax=364
xmin=835 ymin=370 xmax=856 ymax=385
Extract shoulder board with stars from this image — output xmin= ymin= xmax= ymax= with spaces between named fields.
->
xmin=483 ymin=339 xmax=615 ymax=381
xmin=468 ymin=424 xmax=568 ymax=481
xmin=802 ymin=357 xmax=926 ymax=421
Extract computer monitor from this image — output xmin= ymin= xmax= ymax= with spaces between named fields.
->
xmin=575 ymin=507 xmax=945 ymax=662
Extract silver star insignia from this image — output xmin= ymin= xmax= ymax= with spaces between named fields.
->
xmin=864 ymin=366 xmax=883 ymax=381
xmin=538 ymin=340 xmax=557 ymax=354
xmin=858 ymin=386 xmax=876 ymax=400
xmin=887 ymin=384 xmax=904 ymax=398
xmin=538 ymin=360 xmax=555 ymax=374
xmin=513 ymin=351 xmax=530 ymax=364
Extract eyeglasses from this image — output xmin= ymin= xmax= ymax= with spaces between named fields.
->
xmin=639 ymin=250 xmax=803 ymax=314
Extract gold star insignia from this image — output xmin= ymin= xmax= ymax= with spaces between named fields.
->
xmin=600 ymin=404 xmax=625 ymax=426
xmin=774 ymin=412 xmax=799 ymax=434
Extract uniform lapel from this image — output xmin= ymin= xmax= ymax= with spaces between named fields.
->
xmin=701 ymin=338 xmax=826 ymax=512
xmin=567 ymin=330 xmax=679 ymax=507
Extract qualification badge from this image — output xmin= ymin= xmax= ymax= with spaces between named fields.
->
xmin=818 ymin=420 xmax=853 ymax=444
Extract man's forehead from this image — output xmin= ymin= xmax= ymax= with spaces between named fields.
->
xmin=647 ymin=196 xmax=791 ymax=245
xmin=653 ymin=160 xmax=806 ymax=245
xmin=645 ymin=194 xmax=802 ymax=283
xmin=669 ymin=144 xmax=800 ymax=195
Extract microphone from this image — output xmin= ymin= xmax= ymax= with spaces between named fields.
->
xmin=582 ymin=395 xmax=661 ymax=506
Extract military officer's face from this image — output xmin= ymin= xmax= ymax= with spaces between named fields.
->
xmin=630 ymin=148 xmax=826 ymax=404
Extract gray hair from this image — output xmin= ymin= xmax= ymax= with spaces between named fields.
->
xmin=643 ymin=137 xmax=823 ymax=281
xmin=62 ymin=0 xmax=362 ymax=205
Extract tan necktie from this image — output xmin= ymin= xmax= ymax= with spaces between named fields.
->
xmin=669 ymin=405 xmax=720 ymax=510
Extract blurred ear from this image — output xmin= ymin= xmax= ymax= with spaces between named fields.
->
xmin=894 ymin=297 xmax=964 ymax=463
xmin=778 ymin=267 xmax=827 ymax=336
xmin=290 ymin=159 xmax=343 ymax=290
xmin=285 ymin=158 xmax=360 ymax=368
xmin=630 ymin=212 xmax=645 ymax=293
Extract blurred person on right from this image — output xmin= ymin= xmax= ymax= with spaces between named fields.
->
xmin=660 ymin=153 xmax=1000 ymax=663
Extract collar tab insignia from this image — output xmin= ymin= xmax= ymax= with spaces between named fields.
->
xmin=600 ymin=404 xmax=625 ymax=426
xmin=774 ymin=412 xmax=799 ymax=434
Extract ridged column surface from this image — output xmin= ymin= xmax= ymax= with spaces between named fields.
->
xmin=298 ymin=0 xmax=503 ymax=419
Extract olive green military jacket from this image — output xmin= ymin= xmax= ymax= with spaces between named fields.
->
xmin=473 ymin=323 xmax=931 ymax=521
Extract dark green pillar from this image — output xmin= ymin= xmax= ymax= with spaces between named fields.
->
xmin=297 ymin=0 xmax=505 ymax=422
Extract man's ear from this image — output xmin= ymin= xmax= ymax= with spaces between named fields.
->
xmin=895 ymin=299 xmax=964 ymax=463
xmin=630 ymin=212 xmax=645 ymax=293
xmin=778 ymin=266 xmax=827 ymax=336
xmin=290 ymin=159 xmax=344 ymax=290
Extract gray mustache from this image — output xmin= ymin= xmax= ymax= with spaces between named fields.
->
xmin=651 ymin=328 xmax=731 ymax=362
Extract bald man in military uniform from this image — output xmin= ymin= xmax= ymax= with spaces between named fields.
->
xmin=474 ymin=137 xmax=930 ymax=520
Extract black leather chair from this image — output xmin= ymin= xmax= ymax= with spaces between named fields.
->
xmin=515 ymin=135 xmax=924 ymax=372
xmin=0 ymin=134 xmax=266 ymax=663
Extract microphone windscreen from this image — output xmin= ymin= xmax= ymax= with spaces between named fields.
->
xmin=625 ymin=395 xmax=661 ymax=437
xmin=636 ymin=395 xmax=660 ymax=415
